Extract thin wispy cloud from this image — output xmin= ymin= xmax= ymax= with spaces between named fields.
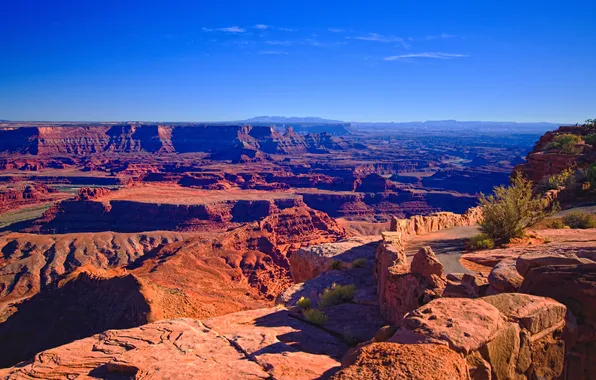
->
xmin=258 ymin=51 xmax=289 ymax=55
xmin=424 ymin=33 xmax=457 ymax=40
xmin=349 ymin=33 xmax=410 ymax=49
xmin=384 ymin=52 xmax=467 ymax=61
xmin=265 ymin=40 xmax=294 ymax=46
xmin=328 ymin=28 xmax=346 ymax=33
xmin=254 ymin=24 xmax=269 ymax=30
xmin=350 ymin=33 xmax=403 ymax=43
xmin=203 ymin=26 xmax=246 ymax=33
xmin=216 ymin=26 xmax=245 ymax=33
xmin=277 ymin=27 xmax=297 ymax=32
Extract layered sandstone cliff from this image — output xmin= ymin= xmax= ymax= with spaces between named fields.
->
xmin=0 ymin=124 xmax=350 ymax=157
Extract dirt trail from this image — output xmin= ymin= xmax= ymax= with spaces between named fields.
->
xmin=405 ymin=225 xmax=480 ymax=274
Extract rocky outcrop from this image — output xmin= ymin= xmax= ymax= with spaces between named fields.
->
xmin=0 ymin=309 xmax=349 ymax=379
xmin=289 ymin=237 xmax=379 ymax=282
xmin=331 ymin=342 xmax=469 ymax=380
xmin=219 ymin=205 xmax=347 ymax=268
xmin=514 ymin=124 xmax=596 ymax=183
xmin=299 ymin=190 xmax=478 ymax=220
xmin=487 ymin=258 xmax=524 ymax=294
xmin=520 ymin=263 xmax=596 ymax=379
xmin=0 ymin=237 xmax=295 ymax=368
xmin=375 ymin=207 xmax=483 ymax=322
xmin=377 ymin=246 xmax=446 ymax=323
xmin=27 ymin=195 xmax=307 ymax=234
xmin=0 ymin=124 xmax=350 ymax=157
xmin=0 ymin=183 xmax=58 ymax=211
xmin=0 ymin=231 xmax=189 ymax=306
xmin=391 ymin=294 xmax=568 ymax=380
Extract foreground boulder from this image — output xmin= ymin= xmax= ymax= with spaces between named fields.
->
xmin=330 ymin=342 xmax=469 ymax=380
xmin=520 ymin=263 xmax=596 ymax=379
xmin=376 ymin=245 xmax=446 ymax=323
xmin=391 ymin=295 xmax=567 ymax=379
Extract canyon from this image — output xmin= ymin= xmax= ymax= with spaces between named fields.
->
xmin=0 ymin=121 xmax=594 ymax=379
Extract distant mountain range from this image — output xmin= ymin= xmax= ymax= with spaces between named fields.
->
xmin=239 ymin=116 xmax=345 ymax=124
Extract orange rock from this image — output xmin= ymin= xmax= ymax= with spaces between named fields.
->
xmin=330 ymin=342 xmax=469 ymax=380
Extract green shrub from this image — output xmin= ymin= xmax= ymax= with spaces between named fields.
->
xmin=303 ymin=309 xmax=328 ymax=325
xmin=562 ymin=211 xmax=596 ymax=229
xmin=296 ymin=296 xmax=312 ymax=309
xmin=479 ymin=176 xmax=556 ymax=243
xmin=318 ymin=283 xmax=356 ymax=308
xmin=588 ymin=163 xmax=596 ymax=188
xmin=543 ymin=168 xmax=574 ymax=191
xmin=549 ymin=219 xmax=566 ymax=229
xmin=352 ymin=258 xmax=367 ymax=268
xmin=330 ymin=259 xmax=343 ymax=270
xmin=545 ymin=134 xmax=583 ymax=155
xmin=468 ymin=233 xmax=495 ymax=250
xmin=584 ymin=134 xmax=596 ymax=146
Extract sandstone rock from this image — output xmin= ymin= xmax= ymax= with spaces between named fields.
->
xmin=444 ymin=272 xmax=489 ymax=298
xmin=330 ymin=342 xmax=470 ymax=380
xmin=520 ymin=263 xmax=596 ymax=333
xmin=411 ymin=246 xmax=444 ymax=286
xmin=394 ymin=298 xmax=505 ymax=355
xmin=482 ymin=293 xmax=567 ymax=335
xmin=0 ymin=319 xmax=271 ymax=379
xmin=289 ymin=238 xmax=378 ymax=283
xmin=487 ymin=258 xmax=524 ymax=294
xmin=515 ymin=252 xmax=591 ymax=276
xmin=466 ymin=351 xmax=492 ymax=380
xmin=203 ymin=307 xmax=346 ymax=379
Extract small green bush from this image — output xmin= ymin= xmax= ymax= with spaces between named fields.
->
xmin=303 ymin=308 xmax=328 ymax=325
xmin=545 ymin=134 xmax=583 ymax=155
xmin=588 ymin=163 xmax=596 ymax=188
xmin=479 ymin=176 xmax=556 ymax=243
xmin=549 ymin=219 xmax=566 ymax=229
xmin=318 ymin=283 xmax=356 ymax=308
xmin=563 ymin=211 xmax=596 ymax=229
xmin=296 ymin=296 xmax=312 ymax=309
xmin=330 ymin=259 xmax=343 ymax=270
xmin=543 ymin=168 xmax=574 ymax=191
xmin=468 ymin=233 xmax=495 ymax=250
xmin=584 ymin=134 xmax=596 ymax=146
xmin=352 ymin=258 xmax=367 ymax=268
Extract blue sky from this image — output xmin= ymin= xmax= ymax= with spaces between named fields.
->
xmin=1 ymin=0 xmax=595 ymax=122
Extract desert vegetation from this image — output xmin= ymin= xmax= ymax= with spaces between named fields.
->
xmin=302 ymin=308 xmax=328 ymax=326
xmin=562 ymin=211 xmax=596 ymax=229
xmin=352 ymin=258 xmax=367 ymax=268
xmin=478 ymin=176 xmax=556 ymax=243
xmin=545 ymin=134 xmax=583 ymax=154
xmin=296 ymin=296 xmax=312 ymax=309
xmin=468 ymin=233 xmax=495 ymax=250
xmin=318 ymin=283 xmax=356 ymax=308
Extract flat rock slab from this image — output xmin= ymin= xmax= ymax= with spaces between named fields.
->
xmin=0 ymin=318 xmax=270 ymax=379
xmin=204 ymin=307 xmax=346 ymax=379
xmin=0 ymin=308 xmax=348 ymax=380
xmin=393 ymin=298 xmax=505 ymax=355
